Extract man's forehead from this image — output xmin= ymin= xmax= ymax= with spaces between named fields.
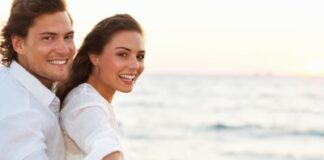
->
xmin=28 ymin=11 xmax=73 ymax=35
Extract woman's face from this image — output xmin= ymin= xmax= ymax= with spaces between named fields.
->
xmin=90 ymin=30 xmax=145 ymax=95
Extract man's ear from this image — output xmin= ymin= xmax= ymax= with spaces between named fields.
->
xmin=89 ymin=54 xmax=100 ymax=66
xmin=11 ymin=35 xmax=25 ymax=55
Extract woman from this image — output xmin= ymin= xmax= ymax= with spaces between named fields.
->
xmin=56 ymin=14 xmax=145 ymax=160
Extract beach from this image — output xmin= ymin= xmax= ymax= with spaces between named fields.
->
xmin=114 ymin=74 xmax=324 ymax=160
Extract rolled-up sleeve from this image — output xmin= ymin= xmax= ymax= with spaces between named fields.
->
xmin=61 ymin=93 xmax=122 ymax=160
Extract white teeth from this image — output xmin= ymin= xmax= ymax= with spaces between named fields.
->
xmin=120 ymin=74 xmax=136 ymax=81
xmin=49 ymin=60 xmax=67 ymax=65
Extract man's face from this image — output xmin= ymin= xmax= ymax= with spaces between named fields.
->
xmin=14 ymin=11 xmax=75 ymax=88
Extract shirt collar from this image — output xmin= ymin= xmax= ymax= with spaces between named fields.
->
xmin=9 ymin=61 xmax=57 ymax=108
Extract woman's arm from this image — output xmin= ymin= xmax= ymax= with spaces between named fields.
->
xmin=61 ymin=93 xmax=123 ymax=160
xmin=103 ymin=151 xmax=124 ymax=160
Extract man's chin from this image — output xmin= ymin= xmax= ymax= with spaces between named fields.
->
xmin=53 ymin=74 xmax=69 ymax=82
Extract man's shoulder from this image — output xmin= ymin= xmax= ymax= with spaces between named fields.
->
xmin=0 ymin=65 xmax=9 ymax=81
xmin=0 ymin=70 xmax=31 ymax=117
xmin=0 ymin=66 xmax=27 ymax=96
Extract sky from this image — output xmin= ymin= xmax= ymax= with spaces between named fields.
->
xmin=1 ymin=0 xmax=324 ymax=76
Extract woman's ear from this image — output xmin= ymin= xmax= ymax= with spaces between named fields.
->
xmin=89 ymin=54 xmax=99 ymax=66
xmin=11 ymin=35 xmax=25 ymax=55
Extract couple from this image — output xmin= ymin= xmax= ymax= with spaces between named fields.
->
xmin=0 ymin=0 xmax=146 ymax=160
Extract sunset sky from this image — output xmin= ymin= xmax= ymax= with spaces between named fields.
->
xmin=1 ymin=0 xmax=324 ymax=76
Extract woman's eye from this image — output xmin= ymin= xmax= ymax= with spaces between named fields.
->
xmin=118 ymin=53 xmax=127 ymax=57
xmin=137 ymin=54 xmax=145 ymax=61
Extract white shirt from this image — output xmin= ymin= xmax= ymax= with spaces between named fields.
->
xmin=60 ymin=83 xmax=122 ymax=160
xmin=0 ymin=61 xmax=64 ymax=160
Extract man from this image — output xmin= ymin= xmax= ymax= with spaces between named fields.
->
xmin=0 ymin=0 xmax=75 ymax=159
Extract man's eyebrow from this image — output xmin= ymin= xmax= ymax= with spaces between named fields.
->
xmin=39 ymin=31 xmax=74 ymax=36
xmin=39 ymin=32 xmax=57 ymax=36
xmin=65 ymin=31 xmax=74 ymax=35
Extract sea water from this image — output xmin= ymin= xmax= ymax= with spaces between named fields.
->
xmin=114 ymin=74 xmax=324 ymax=160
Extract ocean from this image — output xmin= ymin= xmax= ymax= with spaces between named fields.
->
xmin=113 ymin=74 xmax=324 ymax=160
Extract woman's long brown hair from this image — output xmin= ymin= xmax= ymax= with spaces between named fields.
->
xmin=56 ymin=14 xmax=143 ymax=107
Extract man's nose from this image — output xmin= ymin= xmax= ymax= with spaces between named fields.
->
xmin=56 ymin=39 xmax=71 ymax=55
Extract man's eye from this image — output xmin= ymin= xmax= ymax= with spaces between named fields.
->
xmin=65 ymin=34 xmax=74 ymax=40
xmin=42 ymin=36 xmax=54 ymax=41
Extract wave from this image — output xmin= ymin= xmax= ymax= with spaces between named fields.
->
xmin=222 ymin=151 xmax=324 ymax=160
xmin=209 ymin=123 xmax=263 ymax=130
xmin=207 ymin=123 xmax=324 ymax=138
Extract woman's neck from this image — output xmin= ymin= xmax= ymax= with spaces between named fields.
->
xmin=87 ymin=75 xmax=115 ymax=103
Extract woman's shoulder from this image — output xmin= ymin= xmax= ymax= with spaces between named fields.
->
xmin=65 ymin=83 xmax=103 ymax=101
xmin=61 ymin=83 xmax=107 ymax=110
